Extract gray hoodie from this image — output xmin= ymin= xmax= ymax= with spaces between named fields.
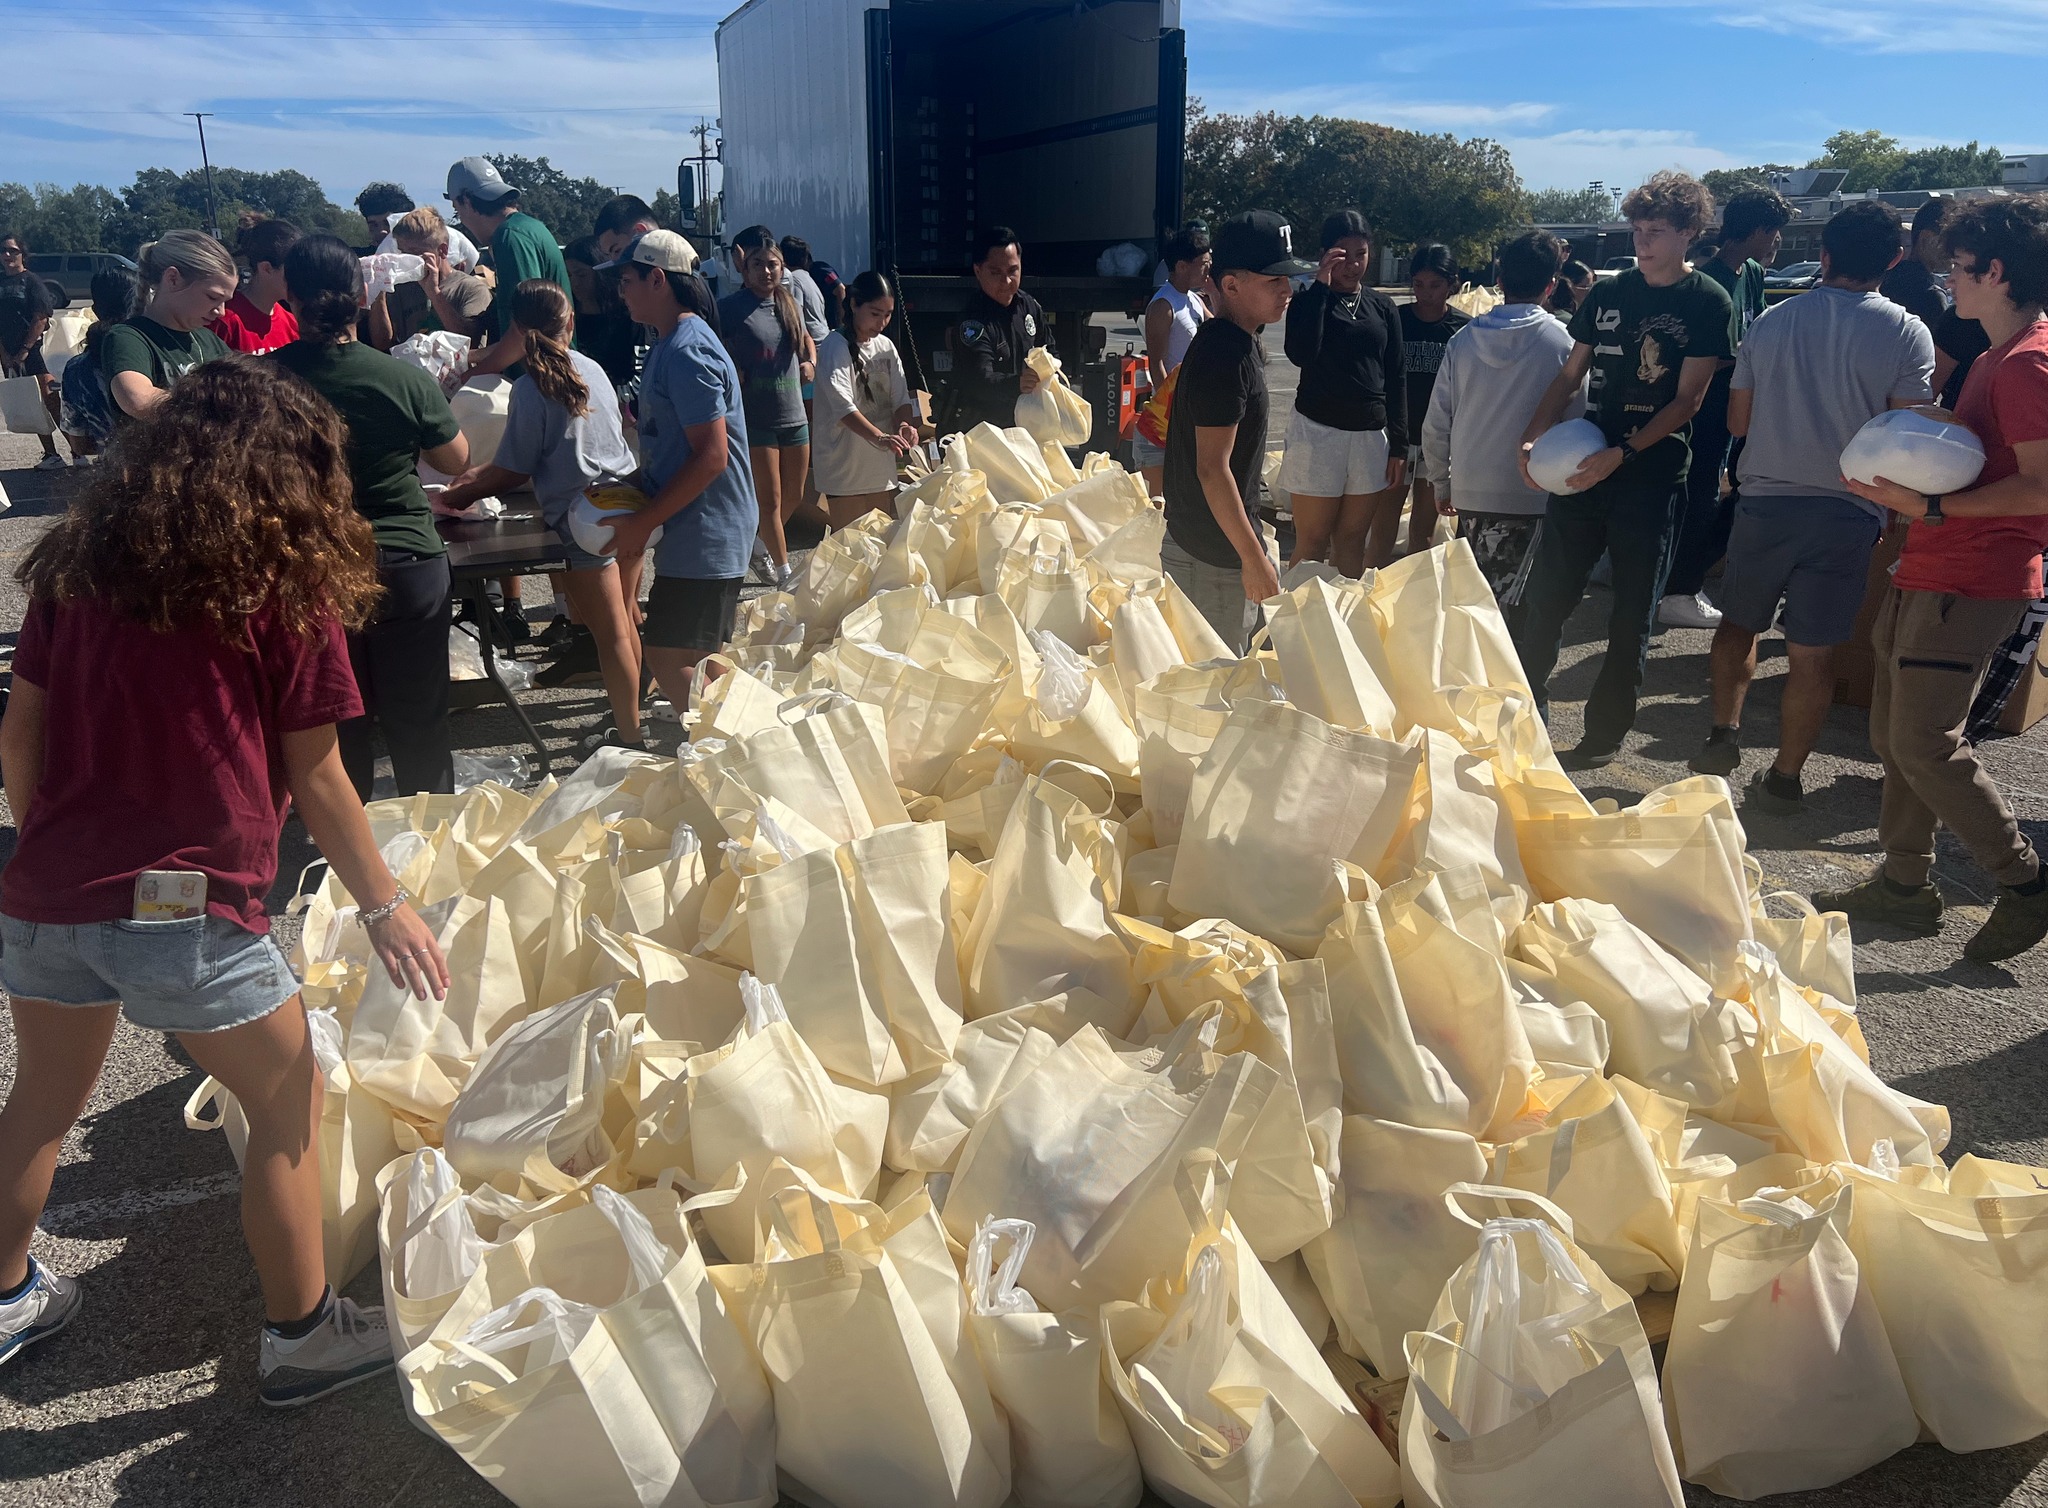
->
xmin=1421 ymin=303 xmax=1585 ymax=517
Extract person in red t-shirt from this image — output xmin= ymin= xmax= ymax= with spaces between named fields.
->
xmin=1835 ymin=198 xmax=2048 ymax=962
xmin=211 ymin=217 xmax=302 ymax=355
xmin=0 ymin=360 xmax=450 ymax=1405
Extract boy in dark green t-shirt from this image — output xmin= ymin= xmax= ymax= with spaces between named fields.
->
xmin=1663 ymin=186 xmax=1793 ymax=624
xmin=1509 ymin=171 xmax=1735 ymax=768
xmin=443 ymin=155 xmax=574 ymax=379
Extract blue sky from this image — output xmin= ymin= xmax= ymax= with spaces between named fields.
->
xmin=3 ymin=0 xmax=2044 ymax=214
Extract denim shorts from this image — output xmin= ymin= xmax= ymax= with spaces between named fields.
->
xmin=544 ymin=509 xmax=616 ymax=572
xmin=0 ymin=912 xmax=298 ymax=1034
xmin=1131 ymin=431 xmax=1167 ymax=469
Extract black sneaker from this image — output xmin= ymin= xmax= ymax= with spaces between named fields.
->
xmin=1560 ymin=740 xmax=1622 ymax=771
xmin=536 ymin=614 xmax=576 ymax=650
xmin=498 ymin=604 xmax=532 ymax=645
xmin=1689 ymin=726 xmax=1742 ymax=777
xmin=1964 ymin=879 xmax=2048 ymax=964
xmin=1812 ymin=872 xmax=1945 ymax=936
xmin=1743 ymin=767 xmax=1803 ymax=816
xmin=534 ymin=631 xmax=602 ymax=688
xmin=579 ymin=724 xmax=652 ymax=756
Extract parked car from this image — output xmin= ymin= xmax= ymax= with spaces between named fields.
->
xmin=1764 ymin=261 xmax=1822 ymax=290
xmin=1594 ymin=255 xmax=1638 ymax=280
xmin=25 ymin=251 xmax=138 ymax=303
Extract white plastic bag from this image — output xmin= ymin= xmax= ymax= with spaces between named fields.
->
xmin=391 ymin=329 xmax=472 ymax=388
xmin=362 ymin=251 xmax=427 ymax=303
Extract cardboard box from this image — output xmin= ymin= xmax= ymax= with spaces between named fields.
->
xmin=1997 ymin=626 xmax=2048 ymax=734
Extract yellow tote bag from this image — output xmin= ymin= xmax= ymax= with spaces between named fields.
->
xmin=1365 ymin=537 xmax=1531 ymax=734
xmin=1512 ymin=776 xmax=1755 ymax=992
xmin=1663 ymin=1173 xmax=1917 ymax=1499
xmin=1299 ymin=1117 xmax=1488 ymax=1380
xmin=942 ymin=1024 xmax=1278 ymax=1312
xmin=1316 ymin=873 xmax=1537 ymax=1142
xmin=1102 ymin=1210 xmax=1402 ymax=1508
xmin=403 ymin=1185 xmax=778 ymax=1508
xmin=344 ymin=893 xmax=529 ymax=1127
xmin=712 ymin=1172 xmax=1013 ymax=1508
xmin=963 ymin=1217 xmax=1144 ymax=1508
xmin=1170 ymin=699 xmax=1421 ymax=956
xmin=1262 ymin=575 xmax=1400 ymax=736
xmin=1837 ymin=1164 xmax=2048 ymax=1451
xmin=1400 ymin=1202 xmax=1684 ymax=1508
xmin=1485 ymin=1073 xmax=1685 ymax=1295
xmin=959 ymin=765 xmax=1138 ymax=1020
xmin=679 ymin=981 xmax=888 ymax=1262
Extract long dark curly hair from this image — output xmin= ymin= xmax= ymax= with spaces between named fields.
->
xmin=18 ymin=358 xmax=382 ymax=640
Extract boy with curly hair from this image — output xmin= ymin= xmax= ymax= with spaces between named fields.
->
xmin=1509 ymin=170 xmax=1736 ymax=768
xmin=1833 ymin=198 xmax=2048 ymax=962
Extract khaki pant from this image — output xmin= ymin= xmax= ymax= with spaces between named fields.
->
xmin=1870 ymin=585 xmax=2039 ymax=890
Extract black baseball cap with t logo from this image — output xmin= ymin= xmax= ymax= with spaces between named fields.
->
xmin=1210 ymin=210 xmax=1317 ymax=277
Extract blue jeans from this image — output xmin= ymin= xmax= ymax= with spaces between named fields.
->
xmin=1663 ymin=370 xmax=1735 ymax=599
xmin=1511 ymin=476 xmax=1682 ymax=751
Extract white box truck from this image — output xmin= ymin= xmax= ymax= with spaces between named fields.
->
xmin=716 ymin=0 xmax=1188 ymax=437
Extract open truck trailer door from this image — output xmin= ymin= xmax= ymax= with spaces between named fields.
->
xmin=718 ymin=0 xmax=1187 ymax=451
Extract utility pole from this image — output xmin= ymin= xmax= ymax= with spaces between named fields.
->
xmin=186 ymin=113 xmax=220 ymax=239
xmin=689 ymin=118 xmax=718 ymax=237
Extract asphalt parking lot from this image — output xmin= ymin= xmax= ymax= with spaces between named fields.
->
xmin=1 ymin=420 xmax=2045 ymax=1508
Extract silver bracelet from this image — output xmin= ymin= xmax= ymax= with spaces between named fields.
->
xmin=355 ymin=886 xmax=412 ymax=928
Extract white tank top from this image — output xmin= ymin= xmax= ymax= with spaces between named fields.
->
xmin=1152 ymin=282 xmax=1208 ymax=372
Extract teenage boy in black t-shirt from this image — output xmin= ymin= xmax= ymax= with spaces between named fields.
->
xmin=1510 ymin=171 xmax=1735 ymax=768
xmin=1161 ymin=210 xmax=1314 ymax=652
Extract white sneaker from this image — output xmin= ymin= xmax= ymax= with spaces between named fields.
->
xmin=1659 ymin=591 xmax=1723 ymax=629
xmin=748 ymin=544 xmax=776 ymax=587
xmin=775 ymin=561 xmax=798 ymax=593
xmin=35 ymin=453 xmax=68 ymax=471
xmin=0 ymin=1255 xmax=82 ymax=1369
xmin=257 ymin=1293 xmax=393 ymax=1408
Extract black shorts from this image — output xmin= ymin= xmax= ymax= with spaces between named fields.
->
xmin=643 ymin=576 xmax=743 ymax=652
xmin=2 ymin=348 xmax=49 ymax=380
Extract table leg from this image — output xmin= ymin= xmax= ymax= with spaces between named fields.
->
xmin=465 ymin=579 xmax=553 ymax=782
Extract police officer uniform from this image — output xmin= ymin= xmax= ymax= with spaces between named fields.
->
xmin=943 ymin=287 xmax=1055 ymax=434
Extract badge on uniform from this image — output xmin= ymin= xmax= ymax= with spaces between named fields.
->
xmin=134 ymin=870 xmax=208 ymax=921
xmin=1024 ymin=314 xmax=1037 ymax=340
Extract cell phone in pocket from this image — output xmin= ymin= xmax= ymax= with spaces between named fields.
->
xmin=134 ymin=870 xmax=208 ymax=921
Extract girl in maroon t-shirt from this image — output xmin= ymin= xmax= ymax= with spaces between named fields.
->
xmin=0 ymin=360 xmax=450 ymax=1406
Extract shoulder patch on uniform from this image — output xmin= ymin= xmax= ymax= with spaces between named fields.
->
xmin=959 ymin=319 xmax=986 ymax=344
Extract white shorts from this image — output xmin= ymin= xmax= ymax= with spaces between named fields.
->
xmin=1278 ymin=413 xmax=1391 ymax=499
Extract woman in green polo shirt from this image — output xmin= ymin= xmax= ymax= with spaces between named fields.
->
xmin=101 ymin=230 xmax=238 ymax=422
xmin=272 ymin=235 xmax=471 ymax=799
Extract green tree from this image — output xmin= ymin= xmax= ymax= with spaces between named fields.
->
xmin=1183 ymin=104 xmax=1524 ymax=264
xmin=482 ymin=155 xmax=621 ymax=243
xmin=1891 ymin=141 xmax=2006 ymax=191
xmin=1526 ymin=185 xmax=1618 ymax=223
xmin=1702 ymin=165 xmax=1795 ymax=204
xmin=1809 ymin=130 xmax=1906 ymax=194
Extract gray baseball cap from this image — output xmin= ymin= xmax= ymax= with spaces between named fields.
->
xmin=445 ymin=156 xmax=517 ymax=206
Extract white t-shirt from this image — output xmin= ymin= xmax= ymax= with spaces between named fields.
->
xmin=1151 ymin=282 xmax=1208 ymax=372
xmin=377 ymin=226 xmax=482 ymax=274
xmin=812 ymin=328 xmax=912 ymax=495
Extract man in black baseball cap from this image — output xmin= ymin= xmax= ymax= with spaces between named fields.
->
xmin=1158 ymin=210 xmax=1314 ymax=651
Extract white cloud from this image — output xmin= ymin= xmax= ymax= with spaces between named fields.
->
xmin=1543 ymin=0 xmax=2048 ymax=54
xmin=1198 ymin=85 xmax=1557 ymax=133
xmin=1502 ymin=129 xmax=1744 ymax=192
xmin=3 ymin=21 xmax=721 ymax=208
